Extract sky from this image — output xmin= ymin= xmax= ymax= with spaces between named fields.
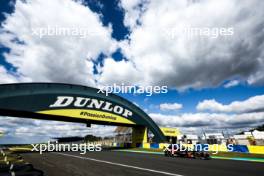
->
xmin=0 ymin=0 xmax=264 ymax=144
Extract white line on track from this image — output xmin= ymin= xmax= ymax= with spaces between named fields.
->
xmin=54 ymin=153 xmax=184 ymax=176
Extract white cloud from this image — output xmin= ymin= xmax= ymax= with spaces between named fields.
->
xmin=197 ymin=94 xmax=264 ymax=113
xmin=150 ymin=112 xmax=264 ymax=129
xmin=100 ymin=0 xmax=264 ymax=90
xmin=0 ymin=66 xmax=20 ymax=83
xmin=0 ymin=66 xmax=30 ymax=84
xmin=160 ymin=102 xmax=183 ymax=111
xmin=1 ymin=0 xmax=264 ymax=90
xmin=0 ymin=0 xmax=117 ymax=86
xmin=4 ymin=110 xmax=263 ymax=143
xmin=0 ymin=116 xmax=116 ymax=144
xmin=118 ymin=0 xmax=148 ymax=29
xmin=97 ymin=58 xmax=141 ymax=85
xmin=224 ymin=80 xmax=240 ymax=88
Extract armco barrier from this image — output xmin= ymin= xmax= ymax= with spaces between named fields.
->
xmin=150 ymin=143 xmax=159 ymax=149
xmin=136 ymin=143 xmax=142 ymax=148
xmin=247 ymin=146 xmax=264 ymax=154
xmin=143 ymin=143 xmax=150 ymax=149
xmin=124 ymin=143 xmax=131 ymax=148
xmin=232 ymin=145 xmax=249 ymax=153
xmin=159 ymin=143 xmax=169 ymax=149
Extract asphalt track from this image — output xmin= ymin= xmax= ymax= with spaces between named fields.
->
xmin=22 ymin=151 xmax=264 ymax=176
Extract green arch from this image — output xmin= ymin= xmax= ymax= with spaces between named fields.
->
xmin=0 ymin=83 xmax=166 ymax=142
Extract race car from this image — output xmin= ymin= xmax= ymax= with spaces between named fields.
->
xmin=164 ymin=144 xmax=211 ymax=160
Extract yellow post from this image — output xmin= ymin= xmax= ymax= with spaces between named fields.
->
xmin=132 ymin=126 xmax=148 ymax=147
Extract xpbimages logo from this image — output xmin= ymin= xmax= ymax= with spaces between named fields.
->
xmin=97 ymin=83 xmax=168 ymax=96
xmin=163 ymin=143 xmax=234 ymax=154
xmin=31 ymin=141 xmax=102 ymax=154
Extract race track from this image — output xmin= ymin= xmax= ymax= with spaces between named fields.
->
xmin=22 ymin=151 xmax=264 ymax=176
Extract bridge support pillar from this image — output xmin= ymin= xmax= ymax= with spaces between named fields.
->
xmin=132 ymin=126 xmax=148 ymax=147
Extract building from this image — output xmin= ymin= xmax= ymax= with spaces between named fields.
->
xmin=233 ymin=130 xmax=264 ymax=145
xmin=252 ymin=130 xmax=264 ymax=145
xmin=114 ymin=127 xmax=132 ymax=143
xmin=114 ymin=126 xmax=181 ymax=144
xmin=178 ymin=134 xmax=199 ymax=144
xmin=233 ymin=134 xmax=252 ymax=145
xmin=201 ymin=133 xmax=226 ymax=144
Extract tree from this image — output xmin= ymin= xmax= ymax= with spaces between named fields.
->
xmin=84 ymin=135 xmax=102 ymax=142
xmin=255 ymin=124 xmax=264 ymax=131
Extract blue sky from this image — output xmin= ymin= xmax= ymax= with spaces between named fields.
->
xmin=120 ymin=85 xmax=264 ymax=114
xmin=0 ymin=0 xmax=263 ymax=113
xmin=0 ymin=0 xmax=264 ymax=143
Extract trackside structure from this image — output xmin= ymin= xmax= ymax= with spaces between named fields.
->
xmin=0 ymin=83 xmax=166 ymax=146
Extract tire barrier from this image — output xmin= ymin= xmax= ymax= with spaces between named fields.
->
xmin=0 ymin=149 xmax=44 ymax=176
